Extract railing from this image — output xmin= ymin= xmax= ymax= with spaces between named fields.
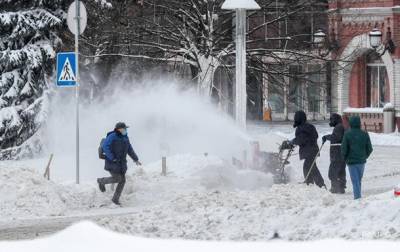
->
xmin=343 ymin=108 xmax=384 ymax=133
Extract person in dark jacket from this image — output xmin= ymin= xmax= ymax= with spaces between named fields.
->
xmin=97 ymin=122 xmax=142 ymax=205
xmin=341 ymin=116 xmax=373 ymax=200
xmin=322 ymin=113 xmax=346 ymax=194
xmin=290 ymin=111 xmax=325 ymax=188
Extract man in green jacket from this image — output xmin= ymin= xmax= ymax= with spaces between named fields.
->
xmin=341 ymin=116 xmax=373 ymax=199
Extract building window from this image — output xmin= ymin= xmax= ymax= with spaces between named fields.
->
xmin=366 ymin=53 xmax=389 ymax=108
xmin=307 ymin=65 xmax=322 ymax=113
xmin=289 ymin=65 xmax=304 ymax=113
xmin=266 ymin=63 xmax=326 ymax=117
xmin=268 ymin=74 xmax=285 ymax=113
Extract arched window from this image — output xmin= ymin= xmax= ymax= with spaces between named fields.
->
xmin=366 ymin=52 xmax=389 ymax=108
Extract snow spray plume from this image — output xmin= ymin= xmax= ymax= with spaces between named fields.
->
xmin=43 ymin=79 xmax=250 ymax=181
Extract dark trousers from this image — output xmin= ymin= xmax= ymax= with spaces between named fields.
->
xmin=328 ymin=160 xmax=347 ymax=191
xmin=303 ymin=157 xmax=325 ymax=188
xmin=98 ymin=172 xmax=126 ymax=202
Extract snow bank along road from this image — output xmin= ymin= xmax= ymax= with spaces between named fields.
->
xmin=3 ymin=222 xmax=400 ymax=252
xmin=1 ymin=132 xmax=400 ymax=241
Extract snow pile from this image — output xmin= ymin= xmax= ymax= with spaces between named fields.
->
xmin=2 ymin=222 xmax=400 ymax=252
xmin=384 ymin=103 xmax=395 ymax=110
xmin=0 ymin=154 xmax=271 ymax=221
xmin=118 ymin=154 xmax=274 ymax=207
xmin=0 ymin=166 xmax=108 ymax=221
xmin=98 ymin=184 xmax=400 ymax=241
xmin=143 ymin=154 xmax=273 ymax=190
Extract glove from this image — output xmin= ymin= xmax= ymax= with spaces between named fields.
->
xmin=112 ymin=159 xmax=119 ymax=163
xmin=281 ymin=140 xmax=294 ymax=150
xmin=322 ymin=135 xmax=327 ymax=144
xmin=135 ymin=160 xmax=142 ymax=166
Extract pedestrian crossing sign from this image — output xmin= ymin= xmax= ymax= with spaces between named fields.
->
xmin=56 ymin=52 xmax=77 ymax=87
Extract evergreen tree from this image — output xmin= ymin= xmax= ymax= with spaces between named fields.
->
xmin=0 ymin=1 xmax=65 ymax=159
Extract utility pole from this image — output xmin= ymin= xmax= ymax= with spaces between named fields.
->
xmin=222 ymin=0 xmax=261 ymax=129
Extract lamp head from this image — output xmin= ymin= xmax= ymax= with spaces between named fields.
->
xmin=369 ymin=28 xmax=382 ymax=49
xmin=221 ymin=0 xmax=261 ymax=10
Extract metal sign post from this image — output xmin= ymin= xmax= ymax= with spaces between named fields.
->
xmin=75 ymin=0 xmax=80 ymax=185
xmin=64 ymin=0 xmax=87 ymax=184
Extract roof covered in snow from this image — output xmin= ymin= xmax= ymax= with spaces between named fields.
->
xmin=344 ymin=107 xmax=384 ymax=114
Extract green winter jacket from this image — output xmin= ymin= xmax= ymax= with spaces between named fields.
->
xmin=341 ymin=116 xmax=373 ymax=165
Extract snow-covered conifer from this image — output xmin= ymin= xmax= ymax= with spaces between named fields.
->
xmin=0 ymin=1 xmax=64 ymax=159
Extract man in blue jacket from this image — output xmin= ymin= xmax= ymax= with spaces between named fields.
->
xmin=97 ymin=122 xmax=141 ymax=205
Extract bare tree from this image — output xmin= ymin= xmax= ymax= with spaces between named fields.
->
xmin=78 ymin=0 xmax=360 ymax=119
xmin=82 ymin=1 xmax=324 ymax=92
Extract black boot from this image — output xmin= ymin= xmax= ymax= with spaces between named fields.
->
xmin=97 ymin=178 xmax=106 ymax=192
xmin=112 ymin=198 xmax=121 ymax=206
xmin=337 ymin=186 xmax=345 ymax=194
xmin=329 ymin=181 xmax=338 ymax=194
xmin=338 ymin=179 xmax=346 ymax=194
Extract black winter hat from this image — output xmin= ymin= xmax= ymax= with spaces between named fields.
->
xmin=115 ymin=122 xmax=129 ymax=129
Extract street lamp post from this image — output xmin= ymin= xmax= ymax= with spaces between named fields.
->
xmin=222 ymin=0 xmax=260 ymax=129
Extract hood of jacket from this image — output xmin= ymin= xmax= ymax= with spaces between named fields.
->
xmin=293 ymin=111 xmax=307 ymax=128
xmin=349 ymin=116 xmax=361 ymax=129
xmin=329 ymin=113 xmax=343 ymax=127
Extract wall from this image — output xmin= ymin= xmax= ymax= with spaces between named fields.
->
xmin=349 ymin=56 xmax=367 ymax=107
xmin=329 ymin=0 xmax=400 ymax=9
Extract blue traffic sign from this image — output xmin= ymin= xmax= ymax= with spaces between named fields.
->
xmin=56 ymin=52 xmax=77 ymax=86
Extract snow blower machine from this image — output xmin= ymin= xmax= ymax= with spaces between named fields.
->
xmin=259 ymin=140 xmax=295 ymax=184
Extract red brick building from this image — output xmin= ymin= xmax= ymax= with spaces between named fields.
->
xmin=330 ymin=0 xmax=400 ymax=131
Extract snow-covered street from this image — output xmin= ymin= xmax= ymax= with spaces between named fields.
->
xmin=1 ymin=124 xmax=400 ymax=241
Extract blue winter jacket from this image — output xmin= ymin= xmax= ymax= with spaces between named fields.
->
xmin=102 ymin=130 xmax=139 ymax=174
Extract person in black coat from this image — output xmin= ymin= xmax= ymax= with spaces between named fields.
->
xmin=290 ymin=111 xmax=325 ymax=188
xmin=322 ymin=113 xmax=346 ymax=194
xmin=97 ymin=122 xmax=142 ymax=205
